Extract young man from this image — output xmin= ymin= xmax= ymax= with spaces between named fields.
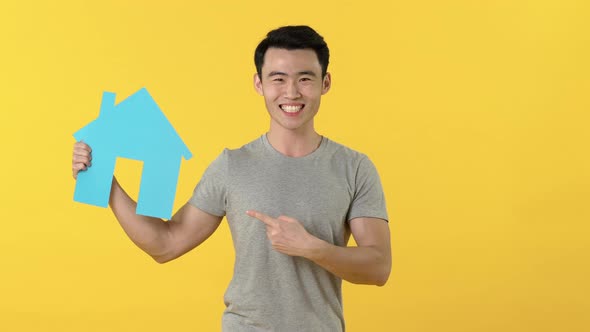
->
xmin=72 ymin=25 xmax=390 ymax=331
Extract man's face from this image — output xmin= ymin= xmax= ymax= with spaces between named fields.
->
xmin=254 ymin=48 xmax=331 ymax=133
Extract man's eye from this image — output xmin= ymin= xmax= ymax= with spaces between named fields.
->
xmin=300 ymin=77 xmax=311 ymax=82
xmin=273 ymin=78 xmax=284 ymax=82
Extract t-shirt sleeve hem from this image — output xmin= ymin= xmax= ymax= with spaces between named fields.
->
xmin=347 ymin=214 xmax=389 ymax=223
xmin=188 ymin=199 xmax=226 ymax=217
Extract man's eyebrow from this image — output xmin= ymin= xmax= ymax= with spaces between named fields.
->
xmin=298 ymin=71 xmax=317 ymax=77
xmin=267 ymin=71 xmax=287 ymax=77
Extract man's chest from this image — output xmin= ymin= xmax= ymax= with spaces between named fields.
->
xmin=225 ymin=161 xmax=353 ymax=244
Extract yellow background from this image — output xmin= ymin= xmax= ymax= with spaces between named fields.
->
xmin=1 ymin=1 xmax=588 ymax=331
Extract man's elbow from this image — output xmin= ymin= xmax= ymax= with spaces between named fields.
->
xmin=374 ymin=260 xmax=392 ymax=286
xmin=374 ymin=270 xmax=390 ymax=286
xmin=353 ymin=268 xmax=390 ymax=286
xmin=152 ymin=254 xmax=171 ymax=264
xmin=150 ymin=248 xmax=177 ymax=264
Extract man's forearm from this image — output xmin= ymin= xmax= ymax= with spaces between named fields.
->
xmin=305 ymin=238 xmax=391 ymax=286
xmin=109 ymin=177 xmax=171 ymax=258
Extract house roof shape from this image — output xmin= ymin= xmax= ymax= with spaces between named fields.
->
xmin=74 ymin=87 xmax=192 ymax=161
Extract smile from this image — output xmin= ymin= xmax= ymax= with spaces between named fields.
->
xmin=280 ymin=104 xmax=305 ymax=113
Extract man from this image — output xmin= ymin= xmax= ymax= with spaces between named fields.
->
xmin=72 ymin=25 xmax=391 ymax=331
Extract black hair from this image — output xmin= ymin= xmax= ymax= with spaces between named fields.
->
xmin=254 ymin=25 xmax=330 ymax=78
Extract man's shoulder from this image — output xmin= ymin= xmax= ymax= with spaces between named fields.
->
xmin=323 ymin=136 xmax=369 ymax=163
xmin=225 ymin=135 xmax=264 ymax=156
xmin=213 ymin=135 xmax=265 ymax=166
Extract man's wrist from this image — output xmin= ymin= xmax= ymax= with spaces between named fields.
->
xmin=304 ymin=236 xmax=330 ymax=262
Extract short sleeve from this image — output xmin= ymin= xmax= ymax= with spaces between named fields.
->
xmin=346 ymin=156 xmax=388 ymax=222
xmin=188 ymin=149 xmax=228 ymax=217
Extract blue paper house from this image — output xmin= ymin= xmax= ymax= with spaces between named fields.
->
xmin=73 ymin=88 xmax=192 ymax=219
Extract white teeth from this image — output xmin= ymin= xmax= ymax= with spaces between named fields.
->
xmin=281 ymin=105 xmax=303 ymax=113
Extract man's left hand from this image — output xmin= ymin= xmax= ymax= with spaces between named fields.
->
xmin=246 ymin=210 xmax=321 ymax=257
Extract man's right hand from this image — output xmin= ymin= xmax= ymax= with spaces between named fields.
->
xmin=72 ymin=141 xmax=92 ymax=179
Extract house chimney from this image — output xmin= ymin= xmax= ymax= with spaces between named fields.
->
xmin=100 ymin=91 xmax=116 ymax=116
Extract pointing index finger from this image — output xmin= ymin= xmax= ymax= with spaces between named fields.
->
xmin=246 ymin=210 xmax=275 ymax=226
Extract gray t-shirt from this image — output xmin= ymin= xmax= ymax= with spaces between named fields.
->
xmin=189 ymin=135 xmax=388 ymax=331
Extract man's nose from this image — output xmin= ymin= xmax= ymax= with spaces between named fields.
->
xmin=285 ymin=81 xmax=301 ymax=99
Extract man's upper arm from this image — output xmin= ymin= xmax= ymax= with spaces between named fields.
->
xmin=157 ymin=203 xmax=223 ymax=263
xmin=157 ymin=149 xmax=228 ymax=263
xmin=349 ymin=217 xmax=391 ymax=260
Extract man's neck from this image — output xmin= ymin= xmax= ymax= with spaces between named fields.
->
xmin=266 ymin=126 xmax=322 ymax=158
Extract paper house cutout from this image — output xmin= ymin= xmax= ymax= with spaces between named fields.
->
xmin=73 ymin=88 xmax=192 ymax=219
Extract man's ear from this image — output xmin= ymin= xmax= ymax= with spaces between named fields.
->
xmin=322 ymin=72 xmax=332 ymax=95
xmin=254 ymin=73 xmax=264 ymax=96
